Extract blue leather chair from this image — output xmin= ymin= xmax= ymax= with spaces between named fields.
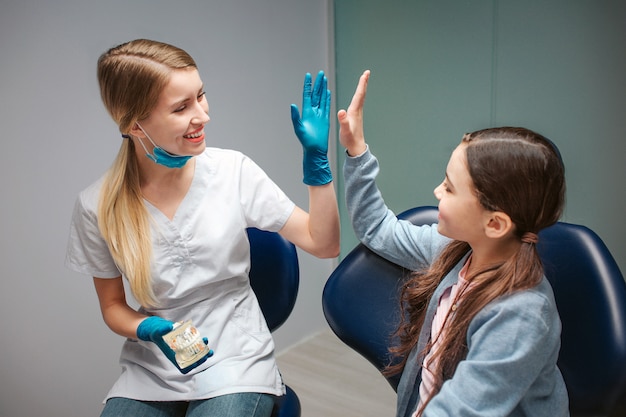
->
xmin=247 ymin=227 xmax=301 ymax=417
xmin=323 ymin=206 xmax=626 ymax=416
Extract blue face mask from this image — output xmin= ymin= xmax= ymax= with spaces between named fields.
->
xmin=133 ymin=123 xmax=192 ymax=169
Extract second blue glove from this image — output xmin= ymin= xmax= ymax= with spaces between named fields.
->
xmin=137 ymin=316 xmax=213 ymax=374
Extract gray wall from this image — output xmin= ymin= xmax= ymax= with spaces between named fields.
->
xmin=0 ymin=1 xmax=334 ymax=416
xmin=334 ymin=0 xmax=626 ymax=275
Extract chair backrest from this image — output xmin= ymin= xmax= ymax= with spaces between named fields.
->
xmin=537 ymin=222 xmax=626 ymax=414
xmin=247 ymin=227 xmax=301 ymax=417
xmin=322 ymin=206 xmax=439 ymax=391
xmin=322 ymin=206 xmax=626 ymax=415
xmin=247 ymin=227 xmax=300 ymax=332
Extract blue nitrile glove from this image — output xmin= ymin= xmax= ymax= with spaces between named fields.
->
xmin=136 ymin=316 xmax=213 ymax=374
xmin=290 ymin=70 xmax=332 ymax=186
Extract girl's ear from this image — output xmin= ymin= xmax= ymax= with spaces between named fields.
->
xmin=484 ymin=211 xmax=514 ymax=239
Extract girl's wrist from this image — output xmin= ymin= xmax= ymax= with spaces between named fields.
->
xmin=346 ymin=143 xmax=368 ymax=158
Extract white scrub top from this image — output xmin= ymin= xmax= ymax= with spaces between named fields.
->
xmin=66 ymin=147 xmax=296 ymax=402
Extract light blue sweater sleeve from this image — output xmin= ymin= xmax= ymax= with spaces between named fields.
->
xmin=343 ymin=147 xmax=450 ymax=270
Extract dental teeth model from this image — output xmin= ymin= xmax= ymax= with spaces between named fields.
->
xmin=162 ymin=320 xmax=212 ymax=369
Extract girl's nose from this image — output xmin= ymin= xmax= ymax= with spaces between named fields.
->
xmin=433 ymin=183 xmax=443 ymax=200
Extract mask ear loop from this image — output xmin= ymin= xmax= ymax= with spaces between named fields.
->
xmin=121 ymin=132 xmax=158 ymax=163
xmin=134 ymin=123 xmax=161 ymax=163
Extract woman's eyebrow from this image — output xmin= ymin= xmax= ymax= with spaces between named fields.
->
xmin=171 ymin=97 xmax=190 ymax=108
xmin=170 ymin=85 xmax=204 ymax=109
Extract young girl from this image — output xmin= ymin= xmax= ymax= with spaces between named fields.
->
xmin=337 ymin=70 xmax=569 ymax=416
xmin=65 ymin=39 xmax=339 ymax=417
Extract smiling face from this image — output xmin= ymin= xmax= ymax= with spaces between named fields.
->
xmin=433 ymin=143 xmax=489 ymax=244
xmin=134 ymin=67 xmax=210 ymax=157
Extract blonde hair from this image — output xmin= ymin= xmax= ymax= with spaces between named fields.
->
xmin=96 ymin=39 xmax=197 ymax=307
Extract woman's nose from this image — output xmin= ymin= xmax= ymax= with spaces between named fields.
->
xmin=193 ymin=101 xmax=210 ymax=125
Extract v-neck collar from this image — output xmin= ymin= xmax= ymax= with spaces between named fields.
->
xmin=143 ymin=157 xmax=200 ymax=224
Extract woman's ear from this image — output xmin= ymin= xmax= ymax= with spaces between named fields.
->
xmin=484 ymin=211 xmax=514 ymax=239
xmin=129 ymin=123 xmax=145 ymax=138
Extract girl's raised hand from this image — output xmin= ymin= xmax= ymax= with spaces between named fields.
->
xmin=337 ymin=70 xmax=370 ymax=156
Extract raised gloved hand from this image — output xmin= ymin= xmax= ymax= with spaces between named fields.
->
xmin=290 ymin=70 xmax=332 ymax=186
xmin=137 ymin=316 xmax=213 ymax=374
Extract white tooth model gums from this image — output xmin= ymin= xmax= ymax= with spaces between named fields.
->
xmin=162 ymin=320 xmax=212 ymax=369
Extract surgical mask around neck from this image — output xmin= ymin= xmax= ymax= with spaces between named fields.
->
xmin=134 ymin=123 xmax=192 ymax=169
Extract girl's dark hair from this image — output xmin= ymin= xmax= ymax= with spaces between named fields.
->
xmin=385 ymin=127 xmax=566 ymax=415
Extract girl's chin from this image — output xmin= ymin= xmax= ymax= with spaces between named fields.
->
xmin=436 ymin=223 xmax=453 ymax=239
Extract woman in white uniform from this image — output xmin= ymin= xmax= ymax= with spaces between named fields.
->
xmin=65 ymin=39 xmax=339 ymax=417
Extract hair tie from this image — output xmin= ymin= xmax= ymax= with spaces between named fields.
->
xmin=121 ymin=134 xmax=131 ymax=139
xmin=521 ymin=232 xmax=539 ymax=244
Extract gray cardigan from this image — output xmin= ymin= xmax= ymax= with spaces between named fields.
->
xmin=343 ymin=148 xmax=569 ymax=417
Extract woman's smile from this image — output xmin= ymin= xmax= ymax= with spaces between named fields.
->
xmin=184 ymin=127 xmax=205 ymax=143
